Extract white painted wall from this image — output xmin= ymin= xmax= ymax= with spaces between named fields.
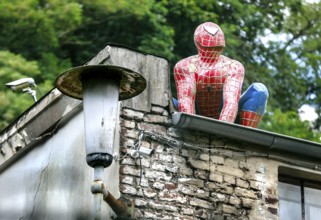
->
xmin=0 ymin=111 xmax=120 ymax=219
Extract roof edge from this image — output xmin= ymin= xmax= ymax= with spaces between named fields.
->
xmin=171 ymin=112 xmax=321 ymax=159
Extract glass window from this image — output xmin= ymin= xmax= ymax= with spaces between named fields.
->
xmin=279 ymin=182 xmax=301 ymax=220
xmin=279 ymin=175 xmax=321 ymax=220
xmin=304 ymin=187 xmax=321 ymax=220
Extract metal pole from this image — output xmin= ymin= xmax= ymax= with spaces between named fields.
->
xmin=92 ymin=166 xmax=104 ymax=220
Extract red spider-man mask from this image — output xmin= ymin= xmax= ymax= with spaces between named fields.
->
xmin=194 ymin=22 xmax=225 ymax=62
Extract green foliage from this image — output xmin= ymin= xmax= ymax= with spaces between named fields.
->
xmin=260 ymin=108 xmax=321 ymax=142
xmin=0 ymin=0 xmax=320 ymax=142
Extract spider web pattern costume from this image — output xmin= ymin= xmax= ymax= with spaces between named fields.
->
xmin=174 ymin=22 xmax=268 ymax=128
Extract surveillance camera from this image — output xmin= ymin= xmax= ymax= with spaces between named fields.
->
xmin=5 ymin=78 xmax=36 ymax=92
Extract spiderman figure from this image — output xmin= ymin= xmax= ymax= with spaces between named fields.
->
xmin=173 ymin=22 xmax=268 ymax=128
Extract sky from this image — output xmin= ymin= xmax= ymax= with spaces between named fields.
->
xmin=299 ymin=104 xmax=318 ymax=122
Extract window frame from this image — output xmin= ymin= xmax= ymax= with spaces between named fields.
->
xmin=279 ymin=173 xmax=321 ymax=220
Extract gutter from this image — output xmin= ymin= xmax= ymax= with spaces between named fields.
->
xmin=171 ymin=112 xmax=321 ymax=159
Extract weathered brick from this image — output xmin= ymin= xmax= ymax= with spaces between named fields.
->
xmin=250 ymin=180 xmax=262 ymax=190
xmin=167 ymin=127 xmax=182 ymax=138
xmin=216 ymin=165 xmax=244 ymax=178
xmin=253 ymin=173 xmax=265 ymax=183
xmin=208 ymin=214 xmax=225 ymax=220
xmin=265 ymin=195 xmax=278 ymax=205
xmin=122 ymin=109 xmax=144 ymax=120
xmin=151 ymin=161 xmax=166 ymax=171
xmin=210 ymin=192 xmax=227 ymax=202
xmin=155 ymin=145 xmax=164 ymax=153
xmin=134 ymin=199 xmax=148 ymax=207
xmin=144 ymin=211 xmax=172 ymax=220
xmin=225 ymin=158 xmax=239 ymax=168
xmin=123 ymin=139 xmax=135 ymax=148
xmin=236 ymin=178 xmax=250 ymax=188
xmin=173 ymin=155 xmax=186 ymax=164
xmin=143 ymin=188 xmax=157 ymax=198
xmin=140 ymin=212 xmax=157 ymax=219
xmin=137 ymin=122 xmax=166 ymax=134
xmin=143 ymin=114 xmax=170 ymax=125
xmin=239 ymin=160 xmax=255 ymax=172
xmin=152 ymin=106 xmax=167 ymax=114
xmin=120 ymin=165 xmax=141 ymax=177
xmin=216 ymin=185 xmax=234 ymax=195
xmin=206 ymin=182 xmax=216 ymax=190
xmin=121 ymin=157 xmax=136 ymax=165
xmin=234 ymin=187 xmax=258 ymax=199
xmin=122 ymin=129 xmax=139 ymax=139
xmin=120 ymin=175 xmax=134 ymax=185
xmin=266 ymin=187 xmax=277 ymax=195
xmin=149 ymin=200 xmax=178 ymax=212
xmin=140 ymin=141 xmax=151 ymax=148
xmin=215 ymin=149 xmax=235 ymax=158
xmin=165 ymin=163 xmax=179 ymax=173
xmin=140 ymin=158 xmax=151 ymax=167
xmin=179 ymin=185 xmax=209 ymax=198
xmin=194 ymin=170 xmax=208 ymax=179
xmin=159 ymin=190 xmax=187 ymax=204
xmin=117 ymin=106 xmax=286 ymax=220
xmin=181 ymin=149 xmax=197 ymax=157
xmin=256 ymin=165 xmax=266 ymax=174
xmin=159 ymin=154 xmax=173 ymax=162
xmin=145 ymin=170 xmax=172 ymax=181
xmin=223 ymin=204 xmax=238 ymax=215
xmin=242 ymin=198 xmax=255 ymax=208
xmin=194 ymin=208 xmax=210 ymax=219
xmin=178 ymin=165 xmax=193 ymax=176
xmin=152 ymin=181 xmax=164 ymax=190
xmin=189 ymin=159 xmax=210 ymax=171
xmin=121 ymin=119 xmax=136 ymax=129
xmin=229 ymin=196 xmax=241 ymax=206
xmin=137 ymin=177 xmax=149 ymax=187
xmin=210 ymin=163 xmax=220 ymax=171
xmin=164 ymin=182 xmax=177 ymax=190
xmin=267 ymin=207 xmax=278 ymax=215
xmin=165 ymin=147 xmax=180 ymax=155
xmin=178 ymin=178 xmax=204 ymax=187
xmin=137 ymin=188 xmax=144 ymax=197
xmin=190 ymin=198 xmax=212 ymax=209
xmin=162 ymin=111 xmax=169 ymax=116
xmin=209 ymin=172 xmax=223 ymax=183
xmin=181 ymin=207 xmax=193 ymax=215
xmin=120 ymin=184 xmax=137 ymax=195
xmin=199 ymin=153 xmax=210 ymax=161
xmin=224 ymin=175 xmax=236 ymax=185
xmin=210 ymin=155 xmax=225 ymax=165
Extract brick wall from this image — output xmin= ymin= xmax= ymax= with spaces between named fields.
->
xmin=119 ymin=106 xmax=280 ymax=220
xmin=83 ymin=44 xmax=289 ymax=219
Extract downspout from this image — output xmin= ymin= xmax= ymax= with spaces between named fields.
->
xmin=91 ymin=174 xmax=129 ymax=218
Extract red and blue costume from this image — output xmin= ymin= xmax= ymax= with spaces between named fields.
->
xmin=173 ymin=22 xmax=268 ymax=128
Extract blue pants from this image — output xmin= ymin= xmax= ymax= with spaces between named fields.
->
xmin=235 ymin=82 xmax=269 ymax=124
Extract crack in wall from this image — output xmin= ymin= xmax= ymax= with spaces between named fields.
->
xmin=27 ymin=142 xmax=54 ymax=220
